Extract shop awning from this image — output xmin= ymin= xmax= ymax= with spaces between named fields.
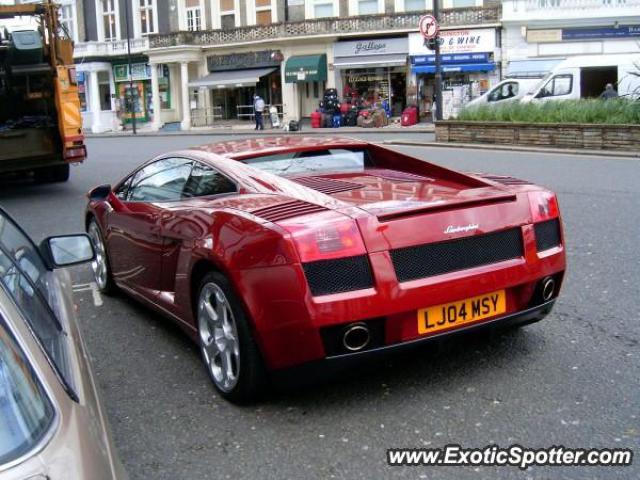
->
xmin=412 ymin=63 xmax=496 ymax=74
xmin=188 ymin=67 xmax=276 ymax=88
xmin=285 ymin=54 xmax=327 ymax=83
xmin=505 ymin=59 xmax=564 ymax=78
xmin=333 ymin=54 xmax=407 ymax=69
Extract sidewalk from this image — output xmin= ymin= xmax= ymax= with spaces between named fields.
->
xmin=384 ymin=139 xmax=640 ymax=159
xmin=85 ymin=120 xmax=436 ymax=137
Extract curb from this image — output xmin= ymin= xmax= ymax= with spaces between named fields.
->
xmin=84 ymin=127 xmax=435 ymax=138
xmin=383 ymin=140 xmax=640 ymax=159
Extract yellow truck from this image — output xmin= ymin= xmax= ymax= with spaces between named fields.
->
xmin=0 ymin=1 xmax=85 ymax=183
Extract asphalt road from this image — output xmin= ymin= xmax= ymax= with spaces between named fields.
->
xmin=1 ymin=133 xmax=638 ymax=479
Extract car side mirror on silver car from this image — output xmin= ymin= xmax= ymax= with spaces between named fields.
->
xmin=40 ymin=234 xmax=95 ymax=269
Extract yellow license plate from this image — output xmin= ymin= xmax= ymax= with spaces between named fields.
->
xmin=417 ymin=290 xmax=506 ymax=335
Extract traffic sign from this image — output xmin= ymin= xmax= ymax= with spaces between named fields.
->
xmin=419 ymin=14 xmax=439 ymax=40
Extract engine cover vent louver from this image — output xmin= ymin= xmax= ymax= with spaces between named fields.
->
xmin=252 ymin=200 xmax=327 ymax=222
xmin=290 ymin=176 xmax=365 ymax=195
xmin=372 ymin=170 xmax=433 ymax=183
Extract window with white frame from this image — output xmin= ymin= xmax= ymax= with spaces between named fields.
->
xmin=358 ymin=0 xmax=379 ymax=14
xmin=446 ymin=0 xmax=480 ymax=7
xmin=219 ymin=0 xmax=237 ymax=29
xmin=251 ymin=0 xmax=276 ymax=25
xmin=313 ymin=0 xmax=334 ymax=17
xmin=59 ymin=2 xmax=77 ymax=42
xmin=139 ymin=0 xmax=156 ymax=35
xmin=403 ymin=0 xmax=429 ymax=11
xmin=100 ymin=0 xmax=118 ymax=41
xmin=186 ymin=0 xmax=203 ymax=31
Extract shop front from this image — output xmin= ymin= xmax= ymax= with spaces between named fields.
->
xmin=112 ymin=62 xmax=153 ymax=126
xmin=284 ymin=54 xmax=327 ymax=119
xmin=189 ymin=50 xmax=283 ymax=122
xmin=409 ymin=28 xmax=500 ymax=119
xmin=333 ymin=37 xmax=409 ymax=117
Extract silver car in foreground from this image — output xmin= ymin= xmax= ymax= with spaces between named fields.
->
xmin=0 ymin=207 xmax=126 ymax=479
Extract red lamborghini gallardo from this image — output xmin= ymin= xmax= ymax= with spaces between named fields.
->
xmin=86 ymin=137 xmax=565 ymax=402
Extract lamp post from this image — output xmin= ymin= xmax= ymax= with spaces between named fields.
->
xmin=124 ymin=0 xmax=137 ymax=134
xmin=433 ymin=0 xmax=443 ymax=121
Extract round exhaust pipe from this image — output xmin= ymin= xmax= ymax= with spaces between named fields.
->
xmin=342 ymin=323 xmax=371 ymax=352
xmin=541 ymin=277 xmax=556 ymax=302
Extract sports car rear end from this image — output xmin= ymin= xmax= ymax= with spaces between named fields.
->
xmin=227 ymin=141 xmax=566 ymax=371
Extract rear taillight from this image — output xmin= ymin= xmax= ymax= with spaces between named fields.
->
xmin=279 ymin=213 xmax=366 ymax=262
xmin=528 ymin=191 xmax=559 ymax=223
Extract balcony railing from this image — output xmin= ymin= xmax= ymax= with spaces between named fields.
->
xmin=502 ymin=0 xmax=640 ymax=21
xmin=149 ymin=7 xmax=500 ymax=49
xmin=74 ymin=37 xmax=150 ymax=58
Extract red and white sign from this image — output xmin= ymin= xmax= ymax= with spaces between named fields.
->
xmin=410 ymin=29 xmax=497 ymax=55
xmin=419 ymin=15 xmax=439 ymax=40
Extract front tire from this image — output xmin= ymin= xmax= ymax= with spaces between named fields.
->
xmin=87 ymin=219 xmax=116 ymax=295
xmin=197 ymin=272 xmax=266 ymax=403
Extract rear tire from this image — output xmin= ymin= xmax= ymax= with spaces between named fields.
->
xmin=197 ymin=272 xmax=266 ymax=403
xmin=87 ymin=219 xmax=116 ymax=295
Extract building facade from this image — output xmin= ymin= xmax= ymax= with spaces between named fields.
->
xmin=53 ymin=0 xmax=501 ymax=131
xmin=501 ymin=0 xmax=640 ymax=79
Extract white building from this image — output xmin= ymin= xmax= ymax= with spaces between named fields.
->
xmin=501 ymin=0 xmax=640 ymax=78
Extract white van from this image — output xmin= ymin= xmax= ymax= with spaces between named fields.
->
xmin=522 ymin=54 xmax=640 ymax=103
xmin=465 ymin=78 xmax=542 ymax=108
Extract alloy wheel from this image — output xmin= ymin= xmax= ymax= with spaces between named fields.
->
xmin=198 ymin=282 xmax=241 ymax=392
xmin=88 ymin=222 xmax=108 ymax=290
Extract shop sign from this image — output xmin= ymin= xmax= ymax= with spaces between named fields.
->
xmin=334 ymin=37 xmax=408 ymax=58
xmin=113 ymin=63 xmax=151 ymax=82
xmin=561 ymin=25 xmax=640 ymax=40
xmin=526 ymin=29 xmax=562 ymax=43
xmin=346 ymin=73 xmax=384 ymax=83
xmin=412 ymin=52 xmax=490 ymax=65
xmin=409 ymin=29 xmax=496 ymax=55
xmin=207 ymin=50 xmax=282 ymax=72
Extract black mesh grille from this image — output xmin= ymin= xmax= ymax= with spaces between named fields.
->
xmin=391 ymin=228 xmax=524 ymax=282
xmin=534 ymin=219 xmax=562 ymax=251
xmin=303 ymin=255 xmax=374 ymax=296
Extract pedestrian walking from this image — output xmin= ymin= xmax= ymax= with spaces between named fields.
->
xmin=253 ymin=94 xmax=265 ymax=130
xmin=599 ymin=83 xmax=618 ymax=100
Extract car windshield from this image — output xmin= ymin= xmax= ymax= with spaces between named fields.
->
xmin=241 ymin=148 xmax=372 ymax=176
xmin=0 ymin=212 xmax=76 ymax=400
xmin=0 ymin=316 xmax=55 ymax=466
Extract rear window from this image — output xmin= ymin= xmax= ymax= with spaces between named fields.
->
xmin=241 ymin=148 xmax=373 ymax=176
xmin=0 ymin=315 xmax=55 ymax=466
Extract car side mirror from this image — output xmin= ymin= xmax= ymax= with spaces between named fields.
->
xmin=40 ymin=234 xmax=95 ymax=268
xmin=88 ymin=184 xmax=112 ymax=201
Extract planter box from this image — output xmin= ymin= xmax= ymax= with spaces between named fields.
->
xmin=435 ymin=121 xmax=640 ymax=152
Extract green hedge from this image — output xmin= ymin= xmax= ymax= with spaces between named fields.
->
xmin=456 ymin=99 xmax=640 ymax=125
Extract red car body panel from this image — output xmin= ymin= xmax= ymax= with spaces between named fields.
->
xmin=87 ymin=137 xmax=566 ymax=370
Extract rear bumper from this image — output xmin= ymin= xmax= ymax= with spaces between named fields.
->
xmin=272 ymin=299 xmax=555 ymax=379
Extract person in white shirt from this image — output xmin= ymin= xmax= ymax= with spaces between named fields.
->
xmin=253 ymin=95 xmax=265 ymax=130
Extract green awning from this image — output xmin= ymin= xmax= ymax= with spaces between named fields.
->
xmin=284 ymin=54 xmax=327 ymax=83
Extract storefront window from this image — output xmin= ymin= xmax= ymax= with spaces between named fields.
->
xmin=98 ymin=71 xmax=111 ymax=111
xmin=342 ymin=67 xmax=406 ymax=116
xmin=358 ymin=0 xmax=379 ymax=15
xmin=77 ymin=72 xmax=87 ymax=112
xmin=158 ymin=65 xmax=171 ymax=109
